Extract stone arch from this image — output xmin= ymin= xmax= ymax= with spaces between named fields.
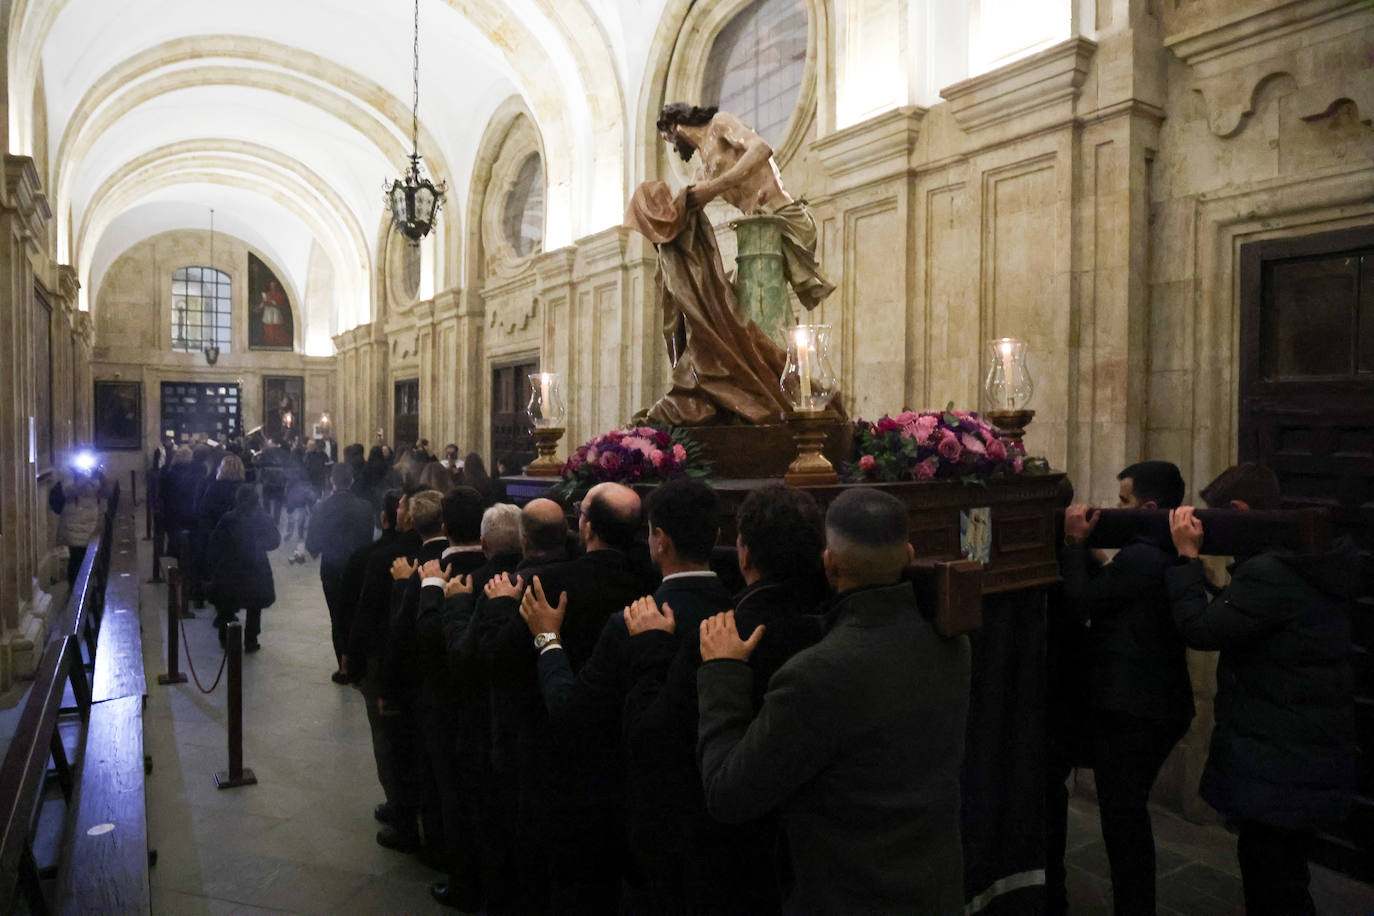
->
xmin=80 ymin=154 xmax=367 ymax=335
xmin=52 ymin=50 xmax=442 ymax=266
xmin=12 ymin=0 xmax=627 ymax=246
xmin=464 ymin=96 xmax=546 ymax=295
xmin=632 ymin=0 xmax=831 ymax=187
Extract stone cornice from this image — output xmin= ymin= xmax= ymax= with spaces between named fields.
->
xmin=574 ymin=225 xmax=630 ymax=279
xmin=940 ymin=37 xmax=1096 ymax=134
xmin=431 ymin=288 xmax=462 ymax=321
xmin=534 ymin=246 xmax=578 ymax=292
xmin=813 ymin=106 xmax=925 ymax=189
xmin=1164 ymin=0 xmax=1364 ymax=67
xmin=3 ymin=155 xmax=52 ymax=245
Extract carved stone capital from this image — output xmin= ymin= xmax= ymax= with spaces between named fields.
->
xmin=940 ymin=37 xmax=1096 ymax=134
xmin=57 ymin=264 xmax=80 ymax=303
xmin=3 ymin=155 xmax=52 ymax=247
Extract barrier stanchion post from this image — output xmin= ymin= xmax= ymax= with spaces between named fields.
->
xmin=149 ymin=514 xmax=164 ymax=583
xmin=156 ymin=561 xmax=187 ymax=686
xmin=215 ymin=621 xmax=257 ymax=789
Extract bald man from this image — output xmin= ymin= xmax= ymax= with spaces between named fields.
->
xmin=480 ymin=482 xmax=651 ymax=914
xmin=696 ymin=488 xmax=971 ymax=914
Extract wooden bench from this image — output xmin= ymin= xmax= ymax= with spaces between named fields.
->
xmin=53 ymin=695 xmax=149 ymax=914
xmin=54 ymin=504 xmax=152 ymax=914
xmin=0 ymin=636 xmax=90 ymax=913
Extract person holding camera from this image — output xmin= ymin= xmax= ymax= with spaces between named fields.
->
xmin=48 ymin=452 xmax=110 ymax=587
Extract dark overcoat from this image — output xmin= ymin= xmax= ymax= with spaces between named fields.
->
xmin=208 ymin=505 xmax=281 ymax=610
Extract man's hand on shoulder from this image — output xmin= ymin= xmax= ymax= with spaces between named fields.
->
xmin=700 ymin=610 xmax=763 ymax=663
xmin=445 ymin=574 xmax=473 ymax=598
xmin=519 ymin=575 xmax=566 ymax=636
xmin=624 ymin=596 xmax=675 ymax=637
xmin=484 ymin=572 xmax=524 ymax=601
xmin=390 ymin=557 xmax=417 ymax=581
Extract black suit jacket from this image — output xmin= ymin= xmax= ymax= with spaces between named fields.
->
xmin=485 ymin=548 xmax=650 ymax=810
xmin=347 ymin=530 xmax=420 ymax=674
xmin=380 ymin=537 xmax=450 ymax=703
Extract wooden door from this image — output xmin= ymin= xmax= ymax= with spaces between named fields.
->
xmin=1239 ymin=226 xmax=1374 ymax=880
xmin=490 ymin=358 xmax=538 ymax=475
xmin=393 ymin=378 xmax=419 ymax=452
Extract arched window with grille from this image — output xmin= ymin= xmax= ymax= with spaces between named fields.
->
xmin=171 ymin=266 xmax=231 ymax=353
xmin=702 ymin=0 xmax=808 ymax=152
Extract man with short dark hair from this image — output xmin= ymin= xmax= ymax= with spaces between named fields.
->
xmin=1168 ymin=463 xmax=1357 ymax=915
xmin=518 ymin=478 xmax=731 ymax=911
xmin=1057 ymin=460 xmax=1194 ymax=915
xmin=306 ymin=462 xmax=375 ymax=680
xmin=618 ymin=483 xmax=827 ymax=912
xmin=695 ymin=488 xmax=970 ymax=914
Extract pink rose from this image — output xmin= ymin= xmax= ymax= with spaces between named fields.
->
xmin=859 ymin=454 xmax=877 ymax=474
xmin=876 ymin=416 xmax=900 ymax=434
xmin=913 ymin=415 xmax=938 ymax=445
xmin=1011 ymin=456 xmax=1024 ymax=474
xmin=672 ymin=443 xmax=687 ymax=462
xmin=600 ymin=451 xmax=621 ymax=471
xmin=937 ymin=431 xmax=963 ymax=461
xmin=960 ymin=432 xmax=987 ymax=455
xmin=585 ymin=447 xmax=599 ymax=465
xmin=915 ymin=458 xmax=937 ymax=480
xmin=649 ymin=449 xmax=665 ymax=469
xmin=986 ymin=438 xmax=1007 ymax=461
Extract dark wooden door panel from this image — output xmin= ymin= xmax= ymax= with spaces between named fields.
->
xmin=1240 ymin=226 xmax=1374 ymax=882
xmin=490 ymin=358 xmax=537 ymax=475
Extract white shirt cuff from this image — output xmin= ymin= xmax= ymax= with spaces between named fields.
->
xmin=539 ymin=643 xmax=565 ymax=656
xmin=421 ymin=577 xmax=446 ymax=589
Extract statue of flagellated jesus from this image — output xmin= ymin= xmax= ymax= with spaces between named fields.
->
xmin=624 ymin=104 xmax=835 ymax=426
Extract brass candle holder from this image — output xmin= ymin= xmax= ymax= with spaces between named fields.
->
xmin=985 ymin=409 xmax=1035 ymax=451
xmin=783 ymin=411 xmax=838 ymax=486
xmin=524 ymin=427 xmax=566 ymax=477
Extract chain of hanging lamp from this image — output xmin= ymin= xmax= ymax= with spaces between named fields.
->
xmin=388 ymin=0 xmax=445 ymax=243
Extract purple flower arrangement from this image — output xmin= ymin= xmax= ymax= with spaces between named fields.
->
xmin=847 ymin=404 xmax=1038 ymax=483
xmin=553 ymin=424 xmax=709 ymax=499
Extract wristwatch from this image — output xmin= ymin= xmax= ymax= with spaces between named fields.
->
xmin=533 ymin=632 xmax=561 ymax=651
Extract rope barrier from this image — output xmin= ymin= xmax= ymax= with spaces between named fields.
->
xmin=177 ymin=615 xmax=228 ymax=694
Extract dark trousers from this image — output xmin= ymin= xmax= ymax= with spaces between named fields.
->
xmin=1044 ymin=753 xmax=1074 ymax=915
xmin=361 ymin=658 xmax=399 ymax=809
xmin=536 ymin=803 xmax=624 ymax=916
xmin=66 ymin=545 xmax=89 ymax=587
xmin=214 ymin=605 xmax=261 ymax=643
xmin=421 ymin=704 xmax=481 ymax=909
xmin=1236 ymin=820 xmax=1315 ymax=916
xmin=320 ymin=564 xmax=350 ymax=663
xmin=1091 ymin=711 xmax=1188 ymax=916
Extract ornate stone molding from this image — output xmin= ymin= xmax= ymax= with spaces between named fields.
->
xmin=1165 ymin=0 xmax=1362 ymax=66
xmin=534 ymin=247 xmax=578 ymax=293
xmin=940 ymin=37 xmax=1096 ymax=135
xmin=813 ymin=106 xmax=925 ymax=190
xmin=1166 ymin=0 xmax=1373 ymax=137
xmin=3 ymin=155 xmax=52 ymax=247
xmin=575 ymin=226 xmax=630 ymax=280
xmin=56 ymin=264 xmax=80 ymax=303
xmin=486 ymin=295 xmax=539 ymax=336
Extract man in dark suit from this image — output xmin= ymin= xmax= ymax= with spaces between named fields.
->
xmin=619 ymin=483 xmax=828 ymax=912
xmin=437 ymin=498 xmax=568 ymax=915
xmin=1058 ymin=461 xmax=1195 ymax=915
xmin=344 ymin=489 xmax=417 ymax=835
xmin=306 ymin=463 xmax=376 ymax=681
xmin=377 ymin=489 xmax=449 ymax=861
xmin=481 ymin=483 xmax=646 ymax=915
xmin=696 ymin=488 xmax=971 ymax=914
xmin=411 ymin=487 xmax=488 ymax=909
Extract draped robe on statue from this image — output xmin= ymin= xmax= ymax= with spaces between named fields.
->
xmin=625 ymin=181 xmax=791 ymax=425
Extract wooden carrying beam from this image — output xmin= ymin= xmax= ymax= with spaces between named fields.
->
xmin=1069 ymin=507 xmax=1332 ymax=556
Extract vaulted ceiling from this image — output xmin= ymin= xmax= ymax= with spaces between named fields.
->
xmin=7 ymin=0 xmax=673 ymax=350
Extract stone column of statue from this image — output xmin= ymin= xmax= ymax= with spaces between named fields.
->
xmin=624 ymin=104 xmax=835 ymax=427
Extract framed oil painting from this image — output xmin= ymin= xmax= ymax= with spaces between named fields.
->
xmin=263 ymin=375 xmax=305 ymax=446
xmin=93 ymin=380 xmax=142 ymax=450
xmin=248 ymin=252 xmax=294 ymax=350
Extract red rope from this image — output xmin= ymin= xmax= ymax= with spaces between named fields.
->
xmin=177 ymin=615 xmax=228 ymax=694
